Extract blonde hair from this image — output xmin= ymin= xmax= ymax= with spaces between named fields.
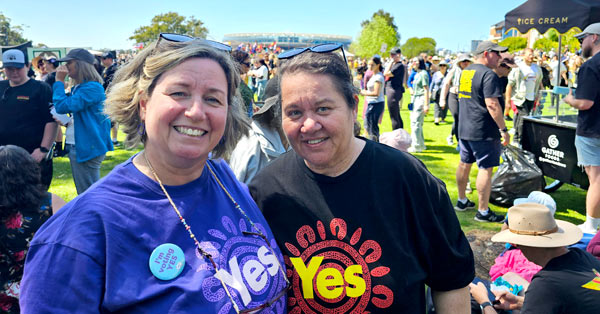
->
xmin=70 ymin=60 xmax=103 ymax=86
xmin=105 ymin=39 xmax=249 ymax=159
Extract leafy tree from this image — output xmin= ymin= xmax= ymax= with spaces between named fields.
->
xmin=498 ymin=37 xmax=527 ymax=52
xmin=401 ymin=37 xmax=436 ymax=58
xmin=533 ymin=28 xmax=581 ymax=52
xmin=533 ymin=37 xmax=558 ymax=51
xmin=361 ymin=9 xmax=401 ymax=41
xmin=354 ymin=15 xmax=398 ymax=58
xmin=0 ymin=12 xmax=28 ymax=46
xmin=129 ymin=12 xmax=208 ymax=45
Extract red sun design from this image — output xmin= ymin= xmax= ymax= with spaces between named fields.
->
xmin=284 ymin=218 xmax=393 ymax=313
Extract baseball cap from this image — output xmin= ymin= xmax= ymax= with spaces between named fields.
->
xmin=2 ymin=49 xmax=26 ymax=68
xmin=102 ymin=51 xmax=116 ymax=59
xmin=575 ymin=22 xmax=600 ymax=40
xmin=474 ymin=41 xmax=508 ymax=55
xmin=390 ymin=47 xmax=402 ymax=55
xmin=500 ymin=52 xmax=517 ymax=68
xmin=57 ymin=48 xmax=96 ymax=65
xmin=456 ymin=53 xmax=472 ymax=63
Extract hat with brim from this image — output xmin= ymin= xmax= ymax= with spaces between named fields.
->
xmin=31 ymin=52 xmax=58 ymax=72
xmin=57 ymin=48 xmax=96 ymax=65
xmin=2 ymin=49 xmax=26 ymax=68
xmin=254 ymin=95 xmax=278 ymax=116
xmin=575 ymin=22 xmax=600 ymax=40
xmin=456 ymin=53 xmax=472 ymax=63
xmin=491 ymin=203 xmax=582 ymax=248
xmin=499 ymin=52 xmax=517 ymax=68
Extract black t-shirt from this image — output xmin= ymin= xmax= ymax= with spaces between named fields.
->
xmin=521 ymin=248 xmax=600 ymax=314
xmin=102 ymin=63 xmax=118 ymax=91
xmin=386 ymin=62 xmax=405 ymax=93
xmin=249 ymin=139 xmax=474 ymax=314
xmin=458 ymin=63 xmax=503 ymax=141
xmin=575 ymin=52 xmax=600 ymax=138
xmin=43 ymin=72 xmax=56 ymax=89
xmin=497 ymin=75 xmax=508 ymax=107
xmin=0 ymin=79 xmax=54 ymax=153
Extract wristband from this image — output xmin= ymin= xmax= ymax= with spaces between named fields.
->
xmin=500 ymin=127 xmax=508 ymax=133
xmin=480 ymin=301 xmax=492 ymax=310
xmin=39 ymin=146 xmax=49 ymax=153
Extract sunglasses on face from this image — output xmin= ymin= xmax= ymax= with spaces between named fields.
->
xmin=277 ymin=43 xmax=348 ymax=65
xmin=241 ymin=61 xmax=251 ymax=67
xmin=158 ymin=33 xmax=232 ymax=52
xmin=578 ymin=34 xmax=589 ymax=44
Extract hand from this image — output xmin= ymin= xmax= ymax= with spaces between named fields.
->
xmin=56 ymin=65 xmax=68 ymax=82
xmin=563 ymin=88 xmax=575 ymax=107
xmin=501 ymin=131 xmax=510 ymax=146
xmin=31 ymin=148 xmax=46 ymax=163
xmin=424 ymin=105 xmax=429 ymax=115
xmin=440 ymin=100 xmax=446 ymax=109
xmin=469 ymin=282 xmax=490 ymax=305
xmin=492 ymin=290 xmax=523 ymax=311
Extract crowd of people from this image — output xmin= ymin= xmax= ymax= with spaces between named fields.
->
xmin=0 ymin=22 xmax=599 ymax=313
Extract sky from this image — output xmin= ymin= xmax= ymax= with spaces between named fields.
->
xmin=1 ymin=0 xmax=526 ymax=53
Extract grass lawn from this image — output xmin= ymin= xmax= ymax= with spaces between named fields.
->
xmin=48 ymin=92 xmax=587 ymax=233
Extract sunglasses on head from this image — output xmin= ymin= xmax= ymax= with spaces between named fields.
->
xmin=158 ymin=33 xmax=232 ymax=52
xmin=278 ymin=43 xmax=348 ymax=65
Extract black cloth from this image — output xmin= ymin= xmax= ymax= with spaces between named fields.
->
xmin=521 ymin=248 xmax=600 ymax=314
xmin=43 ymin=72 xmax=56 ymax=89
xmin=0 ymin=79 xmax=54 ymax=153
xmin=448 ymin=92 xmax=459 ymax=140
xmin=514 ymin=100 xmax=534 ymax=144
xmin=458 ymin=63 xmax=503 ymax=141
xmin=249 ymin=139 xmax=474 ymax=314
xmin=386 ymin=62 xmax=406 ymax=130
xmin=497 ymin=76 xmax=508 ymax=107
xmin=385 ymin=62 xmax=405 ymax=93
xmin=102 ymin=63 xmax=118 ymax=91
xmin=575 ymin=52 xmax=600 ymax=138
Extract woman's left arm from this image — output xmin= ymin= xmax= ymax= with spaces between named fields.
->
xmin=361 ymin=81 xmax=381 ymax=97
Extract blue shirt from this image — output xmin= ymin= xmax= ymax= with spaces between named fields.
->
xmin=53 ymin=81 xmax=113 ymax=162
xmin=20 ymin=156 xmax=288 ymax=313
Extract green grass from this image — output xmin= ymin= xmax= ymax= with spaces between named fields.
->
xmin=49 ymin=92 xmax=587 ymax=233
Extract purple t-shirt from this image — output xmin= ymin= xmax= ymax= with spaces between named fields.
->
xmin=20 ymin=156 xmax=287 ymax=313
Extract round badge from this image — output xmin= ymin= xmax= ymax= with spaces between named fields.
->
xmin=149 ymin=243 xmax=185 ymax=280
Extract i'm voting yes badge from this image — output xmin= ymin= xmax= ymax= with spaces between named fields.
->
xmin=149 ymin=243 xmax=185 ymax=280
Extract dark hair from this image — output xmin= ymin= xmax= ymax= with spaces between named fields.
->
xmin=231 ymin=50 xmax=250 ymax=73
xmin=0 ymin=145 xmax=46 ymax=220
xmin=371 ymin=56 xmax=382 ymax=72
xmin=278 ymin=51 xmax=357 ymax=109
xmin=254 ymin=78 xmax=282 ymax=130
xmin=417 ymin=57 xmax=427 ymax=70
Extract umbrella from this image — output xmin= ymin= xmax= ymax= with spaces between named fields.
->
xmin=504 ymin=0 xmax=600 ymax=117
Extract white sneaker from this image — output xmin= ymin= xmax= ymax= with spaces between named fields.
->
xmin=446 ymin=135 xmax=454 ymax=146
xmin=407 ymin=147 xmax=422 ymax=153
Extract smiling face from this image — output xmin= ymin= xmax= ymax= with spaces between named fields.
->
xmin=281 ymin=71 xmax=358 ymax=175
xmin=140 ymin=57 xmax=228 ymax=171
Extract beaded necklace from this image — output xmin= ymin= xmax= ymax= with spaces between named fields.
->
xmin=142 ymin=151 xmax=270 ymax=312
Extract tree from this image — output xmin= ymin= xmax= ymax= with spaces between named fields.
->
xmin=401 ymin=37 xmax=436 ymax=58
xmin=0 ymin=12 xmax=28 ymax=46
xmin=129 ymin=12 xmax=208 ymax=45
xmin=361 ymin=9 xmax=401 ymax=42
xmin=498 ymin=37 xmax=527 ymax=52
xmin=354 ymin=15 xmax=398 ymax=58
xmin=533 ymin=28 xmax=580 ymax=52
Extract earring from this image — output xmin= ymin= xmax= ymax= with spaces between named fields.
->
xmin=137 ymin=122 xmax=146 ymax=136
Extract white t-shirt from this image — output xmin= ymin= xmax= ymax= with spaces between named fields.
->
xmin=365 ymin=72 xmax=385 ymax=103
xmin=549 ymin=60 xmax=567 ymax=86
xmin=518 ymin=63 xmax=540 ymax=100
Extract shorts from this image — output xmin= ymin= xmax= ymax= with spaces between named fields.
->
xmin=459 ymin=139 xmax=502 ymax=169
xmin=575 ymin=135 xmax=600 ymax=166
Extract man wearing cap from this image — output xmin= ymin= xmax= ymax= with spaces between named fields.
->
xmin=384 ymin=48 xmax=407 ymax=129
xmin=101 ymin=51 xmax=119 ymax=145
xmin=469 ymin=203 xmax=600 ymax=313
xmin=506 ymin=48 xmax=543 ymax=144
xmin=455 ymin=41 xmax=510 ymax=222
xmin=564 ymin=22 xmax=600 ymax=234
xmin=0 ymin=49 xmax=57 ymax=188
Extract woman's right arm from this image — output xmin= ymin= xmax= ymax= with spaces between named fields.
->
xmin=20 ymin=243 xmax=105 ymax=313
xmin=54 ymin=82 xmax=104 ymax=114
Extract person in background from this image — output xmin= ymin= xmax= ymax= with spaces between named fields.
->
xmin=431 ymin=60 xmax=449 ymax=125
xmin=53 ymin=48 xmax=113 ymax=194
xmin=440 ymin=53 xmax=471 ymax=146
xmin=470 ymin=203 xmax=600 ymax=314
xmin=231 ymin=49 xmax=254 ymax=117
xmin=455 ymin=41 xmax=509 ymax=222
xmin=101 ymin=51 xmax=120 ymax=146
xmin=384 ymin=47 xmax=406 ymax=129
xmin=0 ymin=145 xmax=65 ymax=313
xmin=229 ymin=79 xmax=288 ymax=184
xmin=20 ymin=35 xmax=287 ymax=313
xmin=0 ymin=49 xmax=57 ymax=189
xmin=360 ymin=56 xmax=385 ymax=141
xmin=407 ymin=57 xmax=429 ymax=153
xmin=249 ymin=58 xmax=269 ymax=101
xmin=564 ymin=23 xmax=600 ymax=234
